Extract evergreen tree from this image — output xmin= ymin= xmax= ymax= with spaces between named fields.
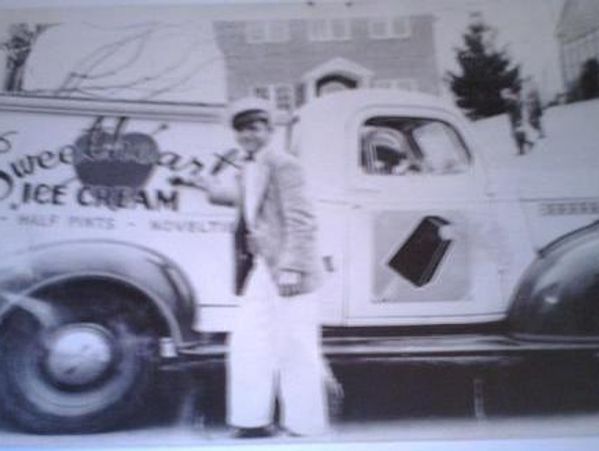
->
xmin=446 ymin=20 xmax=521 ymax=119
xmin=579 ymin=58 xmax=599 ymax=100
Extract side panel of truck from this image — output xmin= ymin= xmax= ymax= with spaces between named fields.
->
xmin=0 ymin=104 xmax=273 ymax=332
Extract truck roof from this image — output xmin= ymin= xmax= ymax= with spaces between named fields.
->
xmin=296 ymin=89 xmax=465 ymax=120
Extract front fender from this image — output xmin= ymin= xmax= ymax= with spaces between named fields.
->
xmin=0 ymin=240 xmax=197 ymax=343
xmin=508 ymin=221 xmax=599 ymax=339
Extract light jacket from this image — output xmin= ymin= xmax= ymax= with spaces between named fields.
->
xmin=205 ymin=146 xmax=323 ymax=295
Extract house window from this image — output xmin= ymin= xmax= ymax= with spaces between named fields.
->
xmin=331 ymin=18 xmax=350 ymax=40
xmin=373 ymin=78 xmax=418 ymax=91
xmin=253 ymin=85 xmax=271 ymax=100
xmin=295 ymin=83 xmax=306 ymax=107
xmin=307 ymin=18 xmax=350 ymax=41
xmin=251 ymin=84 xmax=295 ymax=110
xmin=368 ymin=16 xmax=411 ymax=39
xmin=369 ymin=19 xmax=388 ymax=39
xmin=246 ymin=21 xmax=266 ymax=43
xmin=270 ymin=21 xmax=290 ymax=42
xmin=392 ymin=16 xmax=410 ymax=38
xmin=246 ymin=20 xmax=289 ymax=43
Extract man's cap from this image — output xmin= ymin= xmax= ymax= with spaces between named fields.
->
xmin=228 ymin=97 xmax=273 ymax=130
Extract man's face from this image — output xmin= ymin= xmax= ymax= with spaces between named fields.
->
xmin=235 ymin=120 xmax=271 ymax=154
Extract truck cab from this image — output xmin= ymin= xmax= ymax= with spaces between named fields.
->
xmin=293 ymin=90 xmax=533 ymax=328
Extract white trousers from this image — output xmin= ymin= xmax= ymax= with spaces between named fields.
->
xmin=227 ymin=259 xmax=328 ymax=436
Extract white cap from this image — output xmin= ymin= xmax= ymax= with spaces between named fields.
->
xmin=227 ymin=96 xmax=273 ymax=130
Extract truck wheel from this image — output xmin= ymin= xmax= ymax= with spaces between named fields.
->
xmin=0 ymin=294 xmax=159 ymax=434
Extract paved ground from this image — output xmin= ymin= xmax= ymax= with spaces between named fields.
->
xmin=5 ymin=414 xmax=599 ymax=447
xmin=3 ymin=359 xmax=599 ymax=446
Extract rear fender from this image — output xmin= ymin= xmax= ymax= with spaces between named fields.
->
xmin=508 ymin=221 xmax=599 ymax=339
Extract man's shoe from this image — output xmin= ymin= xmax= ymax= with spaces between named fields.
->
xmin=232 ymin=426 xmax=274 ymax=439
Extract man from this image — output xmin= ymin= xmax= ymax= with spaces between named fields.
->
xmin=525 ymin=85 xmax=545 ymax=139
xmin=197 ymin=97 xmax=328 ymax=438
xmin=501 ymin=87 xmax=533 ymax=155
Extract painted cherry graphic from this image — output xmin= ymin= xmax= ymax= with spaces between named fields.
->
xmin=73 ymin=117 xmax=159 ymax=191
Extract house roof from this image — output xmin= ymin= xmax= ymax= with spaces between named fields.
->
xmin=556 ymin=0 xmax=599 ymax=42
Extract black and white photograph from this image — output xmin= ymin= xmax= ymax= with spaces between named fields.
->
xmin=0 ymin=0 xmax=599 ymax=448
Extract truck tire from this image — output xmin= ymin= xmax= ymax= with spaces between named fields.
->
xmin=0 ymin=289 xmax=159 ymax=434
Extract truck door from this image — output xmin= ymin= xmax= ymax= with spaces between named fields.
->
xmin=345 ymin=107 xmax=506 ymax=325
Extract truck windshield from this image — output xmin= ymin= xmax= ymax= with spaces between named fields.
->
xmin=360 ymin=117 xmax=470 ymax=175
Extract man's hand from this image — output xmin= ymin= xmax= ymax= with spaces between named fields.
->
xmin=191 ymin=174 xmax=210 ymax=191
xmin=277 ymin=270 xmax=303 ymax=297
xmin=169 ymin=174 xmax=211 ymax=192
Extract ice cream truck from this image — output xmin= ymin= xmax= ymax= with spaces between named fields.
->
xmin=1 ymin=89 xmax=599 ymax=433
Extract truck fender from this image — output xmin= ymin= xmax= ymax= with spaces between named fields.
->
xmin=508 ymin=221 xmax=599 ymax=340
xmin=0 ymin=240 xmax=198 ymax=345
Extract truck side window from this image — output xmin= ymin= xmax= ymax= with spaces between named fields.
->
xmin=361 ymin=127 xmax=414 ymax=175
xmin=360 ymin=117 xmax=470 ymax=175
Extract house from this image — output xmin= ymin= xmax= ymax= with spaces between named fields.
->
xmin=556 ymin=0 xmax=599 ymax=90
xmin=212 ymin=14 xmax=439 ymax=110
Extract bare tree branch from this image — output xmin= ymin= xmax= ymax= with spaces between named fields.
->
xmin=142 ymin=54 xmax=225 ymax=100
xmin=59 ymin=28 xmax=155 ymax=92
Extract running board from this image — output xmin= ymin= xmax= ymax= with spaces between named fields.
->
xmin=174 ymin=334 xmax=599 ymax=363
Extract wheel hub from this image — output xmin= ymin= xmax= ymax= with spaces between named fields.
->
xmin=43 ymin=323 xmax=115 ymax=387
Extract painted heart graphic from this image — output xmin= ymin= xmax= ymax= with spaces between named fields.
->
xmin=73 ymin=118 xmax=159 ymax=192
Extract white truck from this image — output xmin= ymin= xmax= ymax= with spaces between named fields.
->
xmin=1 ymin=90 xmax=598 ymax=433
